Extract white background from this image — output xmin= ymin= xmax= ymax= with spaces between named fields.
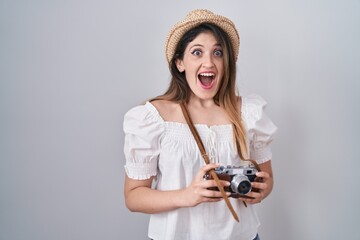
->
xmin=1 ymin=0 xmax=359 ymax=239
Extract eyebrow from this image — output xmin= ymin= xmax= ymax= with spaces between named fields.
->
xmin=190 ymin=44 xmax=204 ymax=48
xmin=189 ymin=43 xmax=222 ymax=49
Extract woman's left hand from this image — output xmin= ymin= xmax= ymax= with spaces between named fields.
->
xmin=238 ymin=161 xmax=274 ymax=204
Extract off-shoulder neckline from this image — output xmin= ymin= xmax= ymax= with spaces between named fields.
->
xmin=144 ymin=101 xmax=233 ymax=129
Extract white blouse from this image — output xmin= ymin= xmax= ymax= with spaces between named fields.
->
xmin=123 ymin=94 xmax=277 ymax=240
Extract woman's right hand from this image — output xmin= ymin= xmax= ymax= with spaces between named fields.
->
xmin=180 ymin=163 xmax=231 ymax=207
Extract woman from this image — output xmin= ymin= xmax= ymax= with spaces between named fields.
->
xmin=123 ymin=9 xmax=277 ymax=240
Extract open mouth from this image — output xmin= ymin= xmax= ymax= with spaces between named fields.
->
xmin=198 ymin=72 xmax=215 ymax=89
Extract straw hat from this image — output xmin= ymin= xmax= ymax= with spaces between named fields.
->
xmin=165 ymin=9 xmax=240 ymax=63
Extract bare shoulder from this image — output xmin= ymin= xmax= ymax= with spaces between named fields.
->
xmin=151 ymin=99 xmax=178 ymax=113
xmin=150 ymin=100 xmax=184 ymax=122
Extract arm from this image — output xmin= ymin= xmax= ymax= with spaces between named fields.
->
xmin=124 ymin=163 xmax=231 ymax=214
xmin=124 ymin=176 xmax=183 ymax=214
xmin=239 ymin=160 xmax=274 ymax=204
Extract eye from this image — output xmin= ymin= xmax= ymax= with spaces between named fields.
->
xmin=214 ymin=49 xmax=223 ymax=57
xmin=191 ymin=49 xmax=202 ymax=56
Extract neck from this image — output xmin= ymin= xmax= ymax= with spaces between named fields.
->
xmin=188 ymin=95 xmax=217 ymax=109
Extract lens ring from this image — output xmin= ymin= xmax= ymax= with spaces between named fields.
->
xmin=231 ymin=174 xmax=252 ymax=195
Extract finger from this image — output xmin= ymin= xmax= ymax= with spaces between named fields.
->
xmin=256 ymin=171 xmax=270 ymax=179
xmin=194 ymin=163 xmax=220 ymax=180
xmin=203 ymin=196 xmax=223 ymax=203
xmin=202 ymin=188 xmax=232 ymax=198
xmin=202 ymin=179 xmax=230 ymax=188
xmin=246 ymin=191 xmax=261 ymax=199
xmin=239 ymin=197 xmax=260 ymax=205
xmin=202 ymin=163 xmax=220 ymax=172
xmin=197 ymin=180 xmax=230 ymax=199
xmin=238 ymin=192 xmax=261 ymax=204
xmin=251 ymin=181 xmax=268 ymax=190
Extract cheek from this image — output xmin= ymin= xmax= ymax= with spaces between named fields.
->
xmin=184 ymin=67 xmax=198 ymax=80
xmin=217 ymin=61 xmax=224 ymax=72
xmin=184 ymin=72 xmax=193 ymax=86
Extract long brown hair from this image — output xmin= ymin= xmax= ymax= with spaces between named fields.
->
xmin=152 ymin=23 xmax=249 ymax=160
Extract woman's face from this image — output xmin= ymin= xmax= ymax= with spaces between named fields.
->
xmin=176 ymin=31 xmax=224 ymax=101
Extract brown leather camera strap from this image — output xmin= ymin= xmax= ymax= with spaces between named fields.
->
xmin=180 ymin=102 xmax=239 ymax=222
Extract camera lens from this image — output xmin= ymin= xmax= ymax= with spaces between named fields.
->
xmin=237 ymin=181 xmax=251 ymax=194
xmin=231 ymin=174 xmax=252 ymax=195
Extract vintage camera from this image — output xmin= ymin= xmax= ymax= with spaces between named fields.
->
xmin=204 ymin=165 xmax=258 ymax=198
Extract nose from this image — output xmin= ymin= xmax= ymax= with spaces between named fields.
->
xmin=202 ymin=53 xmax=215 ymax=68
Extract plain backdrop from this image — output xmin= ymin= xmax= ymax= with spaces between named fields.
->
xmin=1 ymin=0 xmax=359 ymax=239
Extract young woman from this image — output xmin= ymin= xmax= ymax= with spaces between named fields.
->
xmin=123 ymin=9 xmax=277 ymax=240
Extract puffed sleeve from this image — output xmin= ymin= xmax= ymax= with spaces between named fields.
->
xmin=123 ymin=102 xmax=164 ymax=180
xmin=242 ymin=95 xmax=278 ymax=164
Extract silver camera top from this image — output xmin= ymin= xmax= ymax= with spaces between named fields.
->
xmin=214 ymin=165 xmax=257 ymax=176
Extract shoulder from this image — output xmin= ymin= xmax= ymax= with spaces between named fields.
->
xmin=242 ymin=94 xmax=267 ymax=109
xmin=123 ymin=101 xmax=164 ymax=130
xmin=150 ymin=99 xmax=183 ymax=122
xmin=151 ymin=99 xmax=178 ymax=113
xmin=235 ymin=95 xmax=266 ymax=111
xmin=240 ymin=94 xmax=269 ymax=127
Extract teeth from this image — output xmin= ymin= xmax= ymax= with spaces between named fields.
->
xmin=199 ymin=73 xmax=215 ymax=77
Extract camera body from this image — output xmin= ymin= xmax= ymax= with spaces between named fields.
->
xmin=204 ymin=165 xmax=258 ymax=198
